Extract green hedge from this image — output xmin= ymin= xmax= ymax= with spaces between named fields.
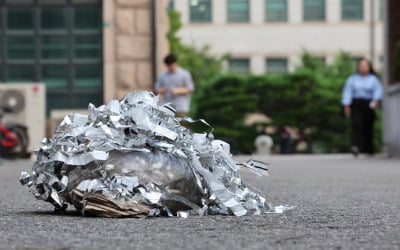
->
xmin=166 ymin=9 xmax=381 ymax=154
xmin=190 ymin=53 xmax=382 ymax=154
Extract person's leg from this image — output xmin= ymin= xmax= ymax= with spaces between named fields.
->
xmin=351 ymin=103 xmax=364 ymax=153
xmin=364 ymin=109 xmax=376 ymax=155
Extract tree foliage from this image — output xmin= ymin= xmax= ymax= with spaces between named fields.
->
xmin=192 ymin=52 xmax=382 ymax=154
xmin=166 ymin=11 xmax=382 ymax=154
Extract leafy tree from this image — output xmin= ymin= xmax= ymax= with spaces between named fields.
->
xmin=193 ymin=52 xmax=382 ymax=154
xmin=166 ymin=9 xmax=382 ymax=154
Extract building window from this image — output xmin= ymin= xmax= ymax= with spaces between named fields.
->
xmin=227 ymin=0 xmax=250 ymax=23
xmin=168 ymin=0 xmax=174 ymax=11
xmin=342 ymin=0 xmax=363 ymax=21
xmin=266 ymin=58 xmax=288 ymax=74
xmin=190 ymin=0 xmax=212 ymax=23
xmin=265 ymin=0 xmax=287 ymax=22
xmin=229 ymin=59 xmax=250 ymax=74
xmin=303 ymin=0 xmax=325 ymax=21
xmin=0 ymin=0 xmax=103 ymax=114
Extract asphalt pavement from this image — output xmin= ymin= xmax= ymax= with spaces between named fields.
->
xmin=0 ymin=154 xmax=399 ymax=249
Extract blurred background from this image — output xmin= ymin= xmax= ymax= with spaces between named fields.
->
xmin=0 ymin=0 xmax=399 ymax=157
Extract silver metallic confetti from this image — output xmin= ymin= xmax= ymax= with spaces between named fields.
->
xmin=20 ymin=91 xmax=291 ymax=217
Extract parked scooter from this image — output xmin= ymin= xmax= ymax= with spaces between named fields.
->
xmin=0 ymin=106 xmax=30 ymax=159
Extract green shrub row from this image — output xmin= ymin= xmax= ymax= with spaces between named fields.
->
xmin=190 ymin=54 xmax=382 ymax=154
xmin=167 ymin=10 xmax=382 ymax=154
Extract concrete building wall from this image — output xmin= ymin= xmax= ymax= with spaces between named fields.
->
xmin=174 ymin=0 xmax=383 ymax=73
xmin=103 ymin=0 xmax=169 ymax=101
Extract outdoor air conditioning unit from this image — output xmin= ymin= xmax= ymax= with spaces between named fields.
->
xmin=0 ymin=83 xmax=46 ymax=153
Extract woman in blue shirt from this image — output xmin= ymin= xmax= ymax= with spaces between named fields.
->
xmin=341 ymin=58 xmax=383 ymax=156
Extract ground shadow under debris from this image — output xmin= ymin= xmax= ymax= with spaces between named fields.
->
xmin=17 ymin=210 xmax=82 ymax=217
xmin=16 ymin=210 xmax=184 ymax=219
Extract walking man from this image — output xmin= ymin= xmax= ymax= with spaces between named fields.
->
xmin=154 ymin=54 xmax=194 ymax=117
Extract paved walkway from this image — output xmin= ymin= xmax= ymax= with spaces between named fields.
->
xmin=0 ymin=155 xmax=399 ymax=249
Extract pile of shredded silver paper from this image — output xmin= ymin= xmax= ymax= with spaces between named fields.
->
xmin=20 ymin=91 xmax=291 ymax=218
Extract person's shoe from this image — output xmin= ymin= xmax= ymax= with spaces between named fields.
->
xmin=350 ymin=146 xmax=359 ymax=158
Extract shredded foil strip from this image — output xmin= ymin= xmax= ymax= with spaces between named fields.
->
xmin=20 ymin=91 xmax=291 ymax=217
